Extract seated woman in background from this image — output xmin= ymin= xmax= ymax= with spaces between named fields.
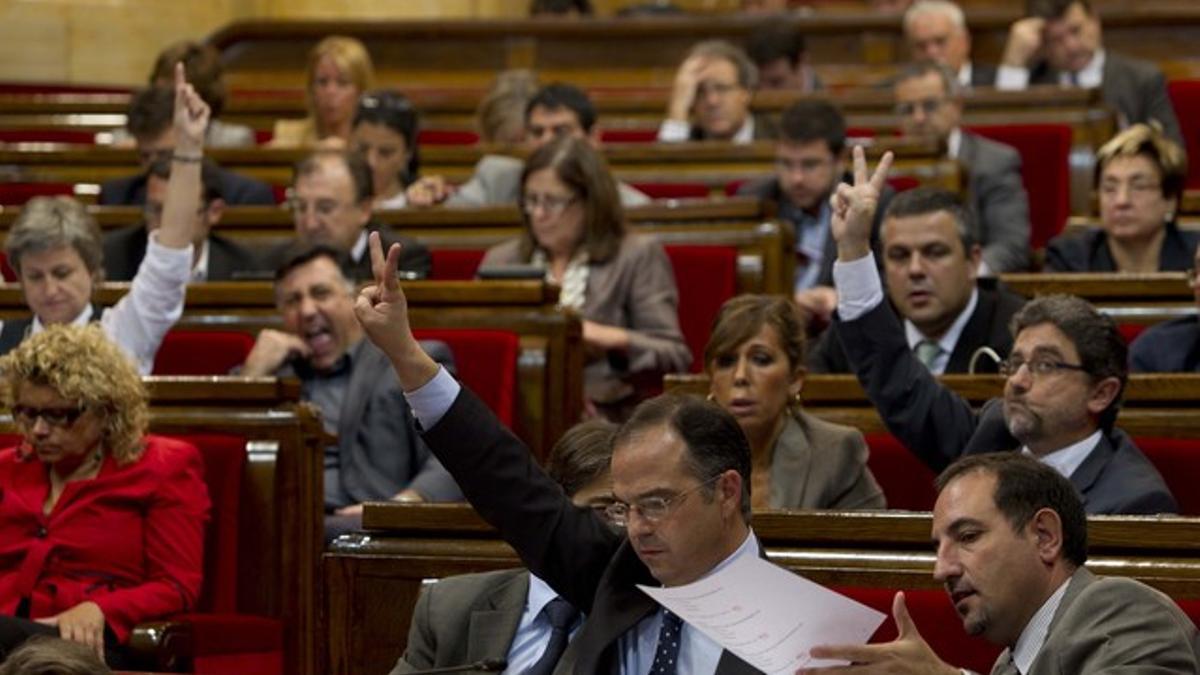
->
xmin=351 ymin=91 xmax=420 ymax=209
xmin=270 ymin=36 xmax=374 ymax=149
xmin=0 ymin=325 xmax=210 ymax=666
xmin=1045 ymin=123 xmax=1196 ymax=272
xmin=480 ymin=137 xmax=691 ymax=419
xmin=705 ymin=294 xmax=885 ymax=509
xmin=0 ymin=65 xmax=206 ymax=374
xmin=476 ymin=69 xmax=539 ymax=145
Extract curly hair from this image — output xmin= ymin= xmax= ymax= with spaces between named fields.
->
xmin=1 ymin=324 xmax=148 ymax=464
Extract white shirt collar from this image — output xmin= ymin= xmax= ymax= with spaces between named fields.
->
xmin=903 ymin=287 xmax=979 ymax=375
xmin=1010 ymin=576 xmax=1072 ymax=674
xmin=350 ymin=229 xmax=369 ymax=263
xmin=957 ymin=62 xmax=973 ymax=88
xmin=526 ymin=573 xmax=563 ymax=621
xmin=1061 ymin=49 xmax=1105 ymax=89
xmin=31 ymin=303 xmax=93 ymax=335
xmin=699 ymin=528 xmax=759 ymax=583
xmin=190 ymin=238 xmax=210 ymax=282
xmin=1024 ymin=429 xmax=1102 ymax=480
xmin=732 ymin=116 xmax=755 ymax=144
xmin=947 ymin=127 xmax=963 ymax=160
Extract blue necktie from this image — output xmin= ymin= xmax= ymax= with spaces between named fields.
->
xmin=649 ymin=609 xmax=684 ymax=675
xmin=524 ymin=597 xmax=577 ymax=675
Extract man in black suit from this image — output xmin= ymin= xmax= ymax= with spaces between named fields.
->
xmin=103 ymin=157 xmax=259 ymax=281
xmin=99 ymin=86 xmax=275 ymax=206
xmin=745 ymin=23 xmax=823 ymax=93
xmin=356 ymin=233 xmax=769 ymax=674
xmin=809 ymin=187 xmax=1025 ymax=374
xmin=658 ymin=40 xmax=778 ymax=144
xmin=996 ymin=0 xmax=1182 ymax=144
xmin=903 ymin=0 xmax=996 ymax=88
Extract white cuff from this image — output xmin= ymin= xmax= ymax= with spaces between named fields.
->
xmin=995 ymin=65 xmax=1031 ymax=90
xmin=404 ymin=365 xmax=461 ymax=429
xmin=833 ymin=252 xmax=885 ymax=321
xmin=657 ymin=119 xmax=690 ymax=142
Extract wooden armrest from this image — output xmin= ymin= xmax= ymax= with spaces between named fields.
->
xmin=127 ymin=620 xmax=194 ymax=673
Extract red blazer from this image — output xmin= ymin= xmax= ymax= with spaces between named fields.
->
xmin=0 ymin=435 xmax=211 ymax=642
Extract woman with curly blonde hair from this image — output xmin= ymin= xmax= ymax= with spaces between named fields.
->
xmin=0 ymin=325 xmax=210 ymax=667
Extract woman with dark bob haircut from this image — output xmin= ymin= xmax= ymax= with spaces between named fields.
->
xmin=351 ymin=90 xmax=420 ymax=209
xmin=479 ymin=137 xmax=691 ymax=418
xmin=704 ymin=294 xmax=884 ymax=509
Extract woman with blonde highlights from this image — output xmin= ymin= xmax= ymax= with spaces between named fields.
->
xmin=0 ymin=325 xmax=210 ymax=665
xmin=271 ymin=36 xmax=375 ymax=148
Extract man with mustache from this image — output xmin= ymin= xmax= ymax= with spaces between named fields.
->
xmin=808 ymin=187 xmax=1025 ymax=375
xmin=801 ymin=453 xmax=1199 ymax=674
xmin=825 ymin=147 xmax=1175 ymax=515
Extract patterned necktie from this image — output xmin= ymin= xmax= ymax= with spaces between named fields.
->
xmin=524 ymin=597 xmax=577 ymax=675
xmin=649 ymin=609 xmax=684 ymax=675
xmin=915 ymin=339 xmax=942 ymax=370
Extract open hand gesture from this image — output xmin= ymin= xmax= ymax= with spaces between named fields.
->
xmin=831 ymin=145 xmax=893 ymax=261
xmin=173 ymin=62 xmax=210 ymax=152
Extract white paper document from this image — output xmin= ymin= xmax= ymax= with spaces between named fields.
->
xmin=637 ymin=555 xmax=886 ymax=674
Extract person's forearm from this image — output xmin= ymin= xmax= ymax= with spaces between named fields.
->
xmin=158 ymin=146 xmax=202 ymax=249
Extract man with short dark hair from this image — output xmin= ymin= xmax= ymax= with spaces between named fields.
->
xmin=745 ymin=23 xmax=822 ymax=92
xmin=809 ymin=187 xmax=1025 ymax=374
xmin=996 ymin=0 xmax=1182 ymax=144
xmin=825 ymin=147 xmax=1175 ymax=515
xmin=407 ymin=83 xmax=649 ymax=208
xmin=895 ymin=62 xmax=1031 ymax=273
xmin=99 ymin=86 xmax=275 ymax=206
xmin=903 ymin=0 xmax=995 ymax=88
xmin=659 ymin=40 xmax=778 ymax=144
xmin=103 ymin=158 xmax=259 ymax=281
xmin=738 ymin=99 xmax=891 ymax=323
xmin=805 ymin=453 xmax=1200 ymax=674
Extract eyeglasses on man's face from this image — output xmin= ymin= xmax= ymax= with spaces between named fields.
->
xmin=605 ymin=473 xmax=723 ymax=527
xmin=894 ymin=98 xmax=947 ymax=117
xmin=997 ymin=355 xmax=1088 ymax=379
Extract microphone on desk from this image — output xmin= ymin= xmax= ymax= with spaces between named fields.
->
xmin=404 ymin=657 xmax=508 ymax=674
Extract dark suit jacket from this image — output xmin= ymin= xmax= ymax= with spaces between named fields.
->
xmin=969 ymin=62 xmax=998 ymax=87
xmin=98 ymin=168 xmax=275 ymax=206
xmin=422 ymin=388 xmax=761 ymax=674
xmin=1130 ymin=315 xmax=1200 ymax=373
xmin=736 ymin=172 xmax=895 ymax=289
xmin=102 ymin=226 xmax=260 ymax=282
xmin=834 ymin=300 xmax=1177 ymax=515
xmin=1044 ymin=223 xmax=1200 ymax=272
xmin=809 ymin=282 xmax=1026 ymax=374
xmin=1027 ymin=52 xmax=1183 ymax=145
xmin=958 ymin=131 xmax=1031 ymax=273
xmin=689 ymin=111 xmax=779 ymax=142
xmin=262 ymin=223 xmax=431 ymax=281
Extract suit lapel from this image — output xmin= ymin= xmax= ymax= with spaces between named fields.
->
xmin=1025 ymin=568 xmax=1095 ymax=675
xmin=769 ymin=414 xmax=815 ymax=509
xmin=466 ymin=571 xmax=531 ymax=663
xmin=946 ymin=286 xmax=989 ymax=372
xmin=1067 ymin=435 xmax=1117 ymax=510
xmin=335 ymin=342 xmax=378 ymax=476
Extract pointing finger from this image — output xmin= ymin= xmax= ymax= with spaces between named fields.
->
xmin=369 ymin=231 xmax=386 ymax=285
xmin=383 ymin=242 xmax=402 ymax=292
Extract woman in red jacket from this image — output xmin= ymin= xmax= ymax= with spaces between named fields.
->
xmin=0 ymin=324 xmax=211 ymax=666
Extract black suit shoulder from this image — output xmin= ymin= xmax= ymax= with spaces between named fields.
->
xmin=102 ymin=224 xmax=149 ymax=281
xmin=1130 ymin=315 xmax=1200 ymax=373
xmin=215 ymin=168 xmax=276 ymax=205
xmin=99 ymin=174 xmax=147 ymax=206
xmin=207 ymin=233 xmax=264 ymax=281
xmin=1044 ymin=228 xmax=1110 ymax=272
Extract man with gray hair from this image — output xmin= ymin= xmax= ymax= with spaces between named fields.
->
xmin=823 ymin=146 xmax=1175 ymax=515
xmin=894 ymin=61 xmax=1031 ymax=273
xmin=658 ymin=40 xmax=778 ymax=143
xmin=903 ymin=0 xmax=995 ymax=87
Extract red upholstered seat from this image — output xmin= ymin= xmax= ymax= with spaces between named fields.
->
xmin=430 ymin=248 xmax=487 ymax=280
xmin=630 ymin=182 xmax=712 ymax=199
xmin=1168 ymin=80 xmax=1200 ymax=189
xmin=0 ymin=182 xmax=78 ymax=206
xmin=418 ymin=128 xmax=480 ymax=145
xmin=413 ymin=328 xmax=520 ymax=427
xmin=1133 ymin=437 xmax=1200 ymax=516
xmin=966 ymin=124 xmax=1072 ymax=250
xmin=599 ymin=129 xmax=659 ymax=143
xmin=153 ymin=331 xmax=257 ymax=376
xmin=885 ymin=176 xmax=919 ymax=193
xmin=663 ymin=245 xmax=739 ymax=373
xmin=0 ymin=252 xmax=16 ymax=282
xmin=833 ymin=586 xmax=1002 ymax=673
xmin=0 ymin=129 xmax=98 ymax=144
xmin=864 ymin=433 xmax=939 ymax=511
xmin=1117 ymin=323 xmax=1147 ymax=345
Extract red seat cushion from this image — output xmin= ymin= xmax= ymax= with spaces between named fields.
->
xmin=413 ymin=328 xmax=520 ymax=427
xmin=966 ymin=124 xmax=1072 ymax=250
xmin=1133 ymin=437 xmax=1200 ymax=516
xmin=430 ymin=249 xmax=487 ymax=280
xmin=1118 ymin=323 xmax=1148 ymax=345
xmin=663 ymin=245 xmax=739 ymax=373
xmin=864 ymin=433 xmax=939 ymax=511
xmin=630 ymin=182 xmax=712 ymax=199
xmin=599 ymin=129 xmax=659 ymax=143
xmin=153 ymin=330 xmax=257 ymax=376
xmin=0 ymin=129 xmax=98 ymax=144
xmin=0 ymin=182 xmax=78 ymax=206
xmin=418 ymin=129 xmax=480 ymax=145
xmin=1168 ymin=80 xmax=1200 ymax=189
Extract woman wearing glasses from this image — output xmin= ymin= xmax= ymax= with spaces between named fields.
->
xmin=0 ymin=324 xmax=210 ymax=666
xmin=479 ymin=137 xmax=691 ymax=419
xmin=1045 ymin=124 xmax=1196 ymax=272
xmin=351 ymin=90 xmax=420 ymax=210
xmin=704 ymin=295 xmax=884 ymax=510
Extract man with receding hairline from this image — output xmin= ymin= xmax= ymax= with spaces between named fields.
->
xmin=903 ymin=0 xmax=996 ymax=88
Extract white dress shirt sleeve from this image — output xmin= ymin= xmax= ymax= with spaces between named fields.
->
xmin=995 ymin=65 xmax=1031 ymax=90
xmin=832 ymin=252 xmax=885 ymax=321
xmin=405 ymin=365 xmax=461 ymax=429
xmin=657 ymin=119 xmax=690 ymax=142
xmin=101 ymin=232 xmax=193 ymax=375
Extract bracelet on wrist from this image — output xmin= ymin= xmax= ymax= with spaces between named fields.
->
xmin=172 ymin=153 xmax=203 ymax=163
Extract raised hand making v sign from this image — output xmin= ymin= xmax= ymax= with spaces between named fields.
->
xmin=831 ymin=145 xmax=894 ymax=264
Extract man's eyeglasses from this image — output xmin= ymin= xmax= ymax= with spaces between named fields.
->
xmin=289 ymin=198 xmax=352 ymax=218
xmin=997 ymin=355 xmax=1088 ymax=379
xmin=520 ymin=193 xmax=578 ymax=216
xmin=894 ymin=98 xmax=947 ymax=116
xmin=12 ymin=405 xmax=88 ymax=429
xmin=605 ymin=473 xmax=723 ymax=527
xmin=696 ymin=82 xmax=742 ymax=99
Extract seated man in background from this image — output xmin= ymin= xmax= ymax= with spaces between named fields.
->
xmin=903 ymin=0 xmax=995 ymax=87
xmin=392 ymin=419 xmax=617 ymax=674
xmin=241 ymin=246 xmax=460 ymax=541
xmin=746 ymin=23 xmax=822 ymax=92
xmin=658 ymin=40 xmax=777 ymax=143
xmin=103 ymin=157 xmax=259 ymax=281
xmin=895 ymin=62 xmax=1031 ymax=274
xmin=806 ymin=453 xmax=1200 ymax=674
xmin=408 ymin=82 xmax=649 ymax=208
xmin=827 ymin=147 xmax=1175 ymax=515
xmin=996 ymin=0 xmax=1182 ymax=144
xmin=738 ymin=99 xmax=891 ymax=325
xmin=1130 ymin=244 xmax=1200 ymax=373
xmin=267 ymin=151 xmax=430 ymax=280
xmin=99 ymin=86 xmax=274 ymax=206
xmin=809 ymin=188 xmax=1025 ymax=374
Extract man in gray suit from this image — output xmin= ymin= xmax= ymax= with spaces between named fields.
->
xmin=894 ymin=62 xmax=1031 ymax=274
xmin=996 ymin=0 xmax=1182 ymax=144
xmin=240 ymin=245 xmax=461 ymax=541
xmin=392 ymin=420 xmax=617 ymax=674
xmin=824 ymin=147 xmax=1175 ymax=515
xmin=805 ymin=453 xmax=1199 ymax=674
xmin=903 ymin=0 xmax=996 ymax=88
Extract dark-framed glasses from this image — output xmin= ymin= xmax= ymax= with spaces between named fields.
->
xmin=520 ymin=192 xmax=578 ymax=216
xmin=605 ymin=473 xmax=723 ymax=527
xmin=12 ymin=405 xmax=87 ymax=429
xmin=893 ymin=98 xmax=947 ymax=116
xmin=997 ymin=355 xmax=1088 ymax=379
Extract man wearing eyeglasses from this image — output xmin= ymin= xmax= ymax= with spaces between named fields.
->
xmin=893 ymin=62 xmax=1031 ymax=274
xmin=358 ymin=232 xmax=767 ymax=674
xmin=828 ymin=147 xmax=1175 ymax=515
xmin=268 ymin=150 xmax=430 ymax=281
xmin=658 ymin=40 xmax=777 ymax=144
xmin=102 ymin=157 xmax=259 ymax=282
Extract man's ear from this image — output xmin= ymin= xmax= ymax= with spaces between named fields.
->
xmin=1029 ymin=507 xmax=1064 ymax=565
xmin=206 ymin=198 xmax=226 ymax=226
xmin=1085 ymin=376 xmax=1121 ymax=418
